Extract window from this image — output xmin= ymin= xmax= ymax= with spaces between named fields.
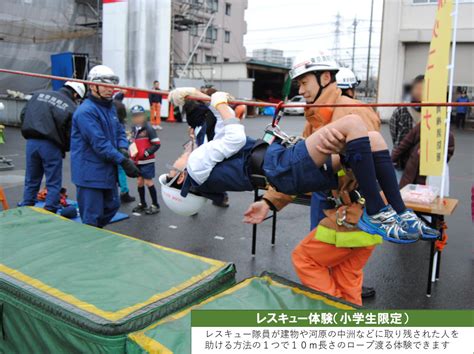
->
xmin=205 ymin=55 xmax=217 ymax=63
xmin=207 ymin=0 xmax=218 ymax=12
xmin=224 ymin=58 xmax=230 ymax=62
xmin=205 ymin=26 xmax=218 ymax=42
xmin=190 ymin=25 xmax=198 ymax=36
xmin=225 ymin=30 xmax=230 ymax=43
xmin=225 ymin=3 xmax=231 ymax=15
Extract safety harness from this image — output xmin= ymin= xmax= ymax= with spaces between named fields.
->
xmin=248 ymin=103 xmax=304 ymax=189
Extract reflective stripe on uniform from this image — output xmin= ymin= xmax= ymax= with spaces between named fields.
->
xmin=314 ymin=225 xmax=383 ymax=248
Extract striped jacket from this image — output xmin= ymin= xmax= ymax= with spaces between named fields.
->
xmin=131 ymin=122 xmax=161 ymax=165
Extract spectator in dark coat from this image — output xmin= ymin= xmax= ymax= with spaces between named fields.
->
xmin=113 ymin=91 xmax=135 ymax=203
xmin=113 ymin=91 xmax=127 ymax=125
xmin=390 ymin=75 xmax=424 ymax=149
xmin=391 ymin=123 xmax=455 ymax=189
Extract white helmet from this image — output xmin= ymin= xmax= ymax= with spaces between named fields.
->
xmin=290 ymin=50 xmax=339 ymax=80
xmin=87 ymin=65 xmax=119 ymax=85
xmin=159 ymin=174 xmax=207 ymax=216
xmin=336 ymin=68 xmax=360 ymax=89
xmin=64 ymin=81 xmax=86 ymax=98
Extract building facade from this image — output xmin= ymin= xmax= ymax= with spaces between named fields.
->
xmin=252 ymin=48 xmax=293 ymax=67
xmin=172 ymin=0 xmax=248 ymax=79
xmin=377 ymin=0 xmax=474 ymax=119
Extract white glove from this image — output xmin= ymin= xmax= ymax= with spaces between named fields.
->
xmin=168 ymin=87 xmax=199 ymax=107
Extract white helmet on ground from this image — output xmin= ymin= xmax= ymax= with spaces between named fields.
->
xmin=64 ymin=81 xmax=86 ymax=98
xmin=289 ymin=50 xmax=339 ymax=80
xmin=336 ymin=67 xmax=360 ymax=89
xmin=87 ymin=65 xmax=119 ymax=85
xmin=159 ymin=174 xmax=207 ymax=216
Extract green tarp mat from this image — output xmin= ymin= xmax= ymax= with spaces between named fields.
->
xmin=126 ymin=273 xmax=358 ymax=354
xmin=0 ymin=207 xmax=235 ymax=353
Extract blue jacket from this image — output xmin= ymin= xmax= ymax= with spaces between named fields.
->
xmin=456 ymin=96 xmax=469 ymax=114
xmin=70 ymin=95 xmax=128 ymax=189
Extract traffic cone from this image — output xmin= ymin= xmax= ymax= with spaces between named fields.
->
xmin=167 ymin=103 xmax=176 ymax=123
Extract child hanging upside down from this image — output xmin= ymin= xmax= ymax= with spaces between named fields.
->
xmin=166 ymin=89 xmax=439 ymax=244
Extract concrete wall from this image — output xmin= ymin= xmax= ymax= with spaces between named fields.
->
xmin=378 ymin=0 xmax=474 ymax=119
xmin=184 ymin=62 xmax=248 ymax=80
xmin=174 ymin=77 xmax=253 ymax=99
xmin=207 ymin=78 xmax=254 ymax=99
xmin=0 ymin=98 xmax=27 ymax=126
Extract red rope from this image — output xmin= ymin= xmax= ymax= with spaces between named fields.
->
xmin=1 ymin=68 xmax=473 ymax=109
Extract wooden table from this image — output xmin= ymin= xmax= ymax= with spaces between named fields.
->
xmin=404 ymin=197 xmax=458 ymax=297
xmin=250 ymin=190 xmax=458 ymax=297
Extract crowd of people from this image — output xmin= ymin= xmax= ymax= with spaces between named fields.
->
xmin=18 ymin=49 xmax=460 ymax=306
xmin=19 ymin=65 xmax=164 ymax=226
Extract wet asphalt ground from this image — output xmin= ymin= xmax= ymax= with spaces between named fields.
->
xmin=1 ymin=116 xmax=472 ymax=309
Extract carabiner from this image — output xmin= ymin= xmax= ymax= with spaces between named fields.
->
xmin=271 ymin=101 xmax=285 ymax=128
xmin=336 ymin=208 xmax=347 ymax=226
xmin=354 ymin=190 xmax=366 ymax=205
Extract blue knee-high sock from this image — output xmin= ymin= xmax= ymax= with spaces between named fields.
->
xmin=345 ymin=137 xmax=386 ymax=215
xmin=372 ymin=150 xmax=406 ymax=213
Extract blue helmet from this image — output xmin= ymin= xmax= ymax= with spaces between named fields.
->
xmin=130 ymin=105 xmax=145 ymax=115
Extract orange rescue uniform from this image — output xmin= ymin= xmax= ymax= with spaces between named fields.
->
xmin=264 ymin=83 xmax=381 ymax=306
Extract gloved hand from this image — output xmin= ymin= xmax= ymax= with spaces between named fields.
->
xmin=210 ymin=91 xmax=232 ymax=108
xmin=143 ymin=148 xmax=154 ymax=158
xmin=119 ymin=148 xmax=129 ymax=158
xmin=121 ymin=158 xmax=140 ymax=178
xmin=168 ymin=87 xmax=199 ymax=107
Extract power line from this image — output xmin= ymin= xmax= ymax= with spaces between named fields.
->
xmin=244 ymin=27 xmax=380 ymax=45
xmin=247 ymin=19 xmax=381 ymax=32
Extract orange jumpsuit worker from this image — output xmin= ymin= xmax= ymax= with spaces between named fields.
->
xmin=148 ymin=80 xmax=162 ymax=130
xmin=244 ymin=50 xmax=381 ymax=306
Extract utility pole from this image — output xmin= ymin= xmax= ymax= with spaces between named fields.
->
xmin=365 ymin=0 xmax=374 ymax=97
xmin=334 ymin=13 xmax=341 ymax=62
xmin=351 ymin=17 xmax=358 ymax=72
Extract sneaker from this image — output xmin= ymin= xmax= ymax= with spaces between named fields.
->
xmin=132 ymin=203 xmax=147 ymax=213
xmin=357 ymin=205 xmax=419 ymax=244
xmin=120 ymin=192 xmax=136 ymax=203
xmin=398 ymin=209 xmax=440 ymax=240
xmin=145 ymin=204 xmax=160 ymax=215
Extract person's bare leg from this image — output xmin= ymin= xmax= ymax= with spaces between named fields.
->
xmin=305 ymin=114 xmax=368 ymax=167
xmin=367 ymin=131 xmax=388 ymax=152
xmin=306 ymin=114 xmax=386 ymax=215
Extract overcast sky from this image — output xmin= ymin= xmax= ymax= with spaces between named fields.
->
xmin=244 ymin=0 xmax=384 ymax=78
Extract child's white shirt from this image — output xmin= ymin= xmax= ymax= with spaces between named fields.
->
xmin=187 ymin=118 xmax=246 ymax=185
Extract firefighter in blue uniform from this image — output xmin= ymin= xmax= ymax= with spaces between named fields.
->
xmin=70 ymin=65 xmax=140 ymax=227
xmin=20 ymin=81 xmax=86 ymax=212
